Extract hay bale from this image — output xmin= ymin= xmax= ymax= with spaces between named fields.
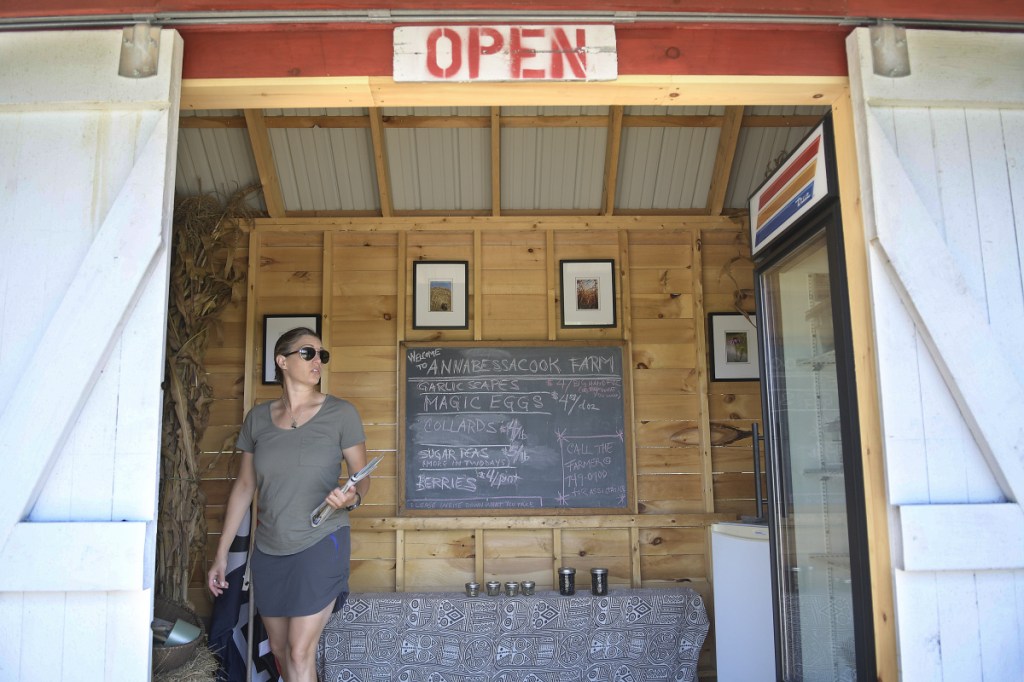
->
xmin=153 ymin=642 xmax=218 ymax=682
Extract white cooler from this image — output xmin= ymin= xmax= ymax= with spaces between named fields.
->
xmin=711 ymin=522 xmax=776 ymax=682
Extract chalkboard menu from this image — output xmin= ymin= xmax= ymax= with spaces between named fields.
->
xmin=400 ymin=342 xmax=633 ymax=515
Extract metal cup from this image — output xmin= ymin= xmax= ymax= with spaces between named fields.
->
xmin=465 ymin=581 xmax=480 ymax=597
xmin=558 ymin=567 xmax=576 ymax=595
xmin=520 ymin=580 xmax=536 ymax=596
xmin=485 ymin=580 xmax=501 ymax=596
xmin=590 ymin=567 xmax=609 ymax=596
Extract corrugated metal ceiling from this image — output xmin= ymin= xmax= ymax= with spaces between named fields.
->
xmin=175 ymin=104 xmax=828 ymax=216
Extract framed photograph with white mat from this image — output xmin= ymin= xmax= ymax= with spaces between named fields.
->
xmin=708 ymin=313 xmax=759 ymax=381
xmin=560 ymin=259 xmax=616 ymax=328
xmin=412 ymin=261 xmax=469 ymax=329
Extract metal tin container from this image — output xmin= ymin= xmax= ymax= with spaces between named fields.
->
xmin=558 ymin=567 xmax=576 ymax=595
xmin=465 ymin=581 xmax=480 ymax=597
xmin=590 ymin=567 xmax=609 ymax=596
xmin=504 ymin=581 xmax=520 ymax=597
xmin=485 ymin=580 xmax=501 ymax=596
xmin=520 ymin=580 xmax=536 ymax=596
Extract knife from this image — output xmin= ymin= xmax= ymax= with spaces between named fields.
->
xmin=310 ymin=455 xmax=384 ymax=528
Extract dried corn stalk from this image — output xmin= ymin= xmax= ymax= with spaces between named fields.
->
xmin=157 ymin=187 xmax=255 ymax=605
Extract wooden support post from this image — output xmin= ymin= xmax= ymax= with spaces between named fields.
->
xmin=491 ymin=107 xmax=501 ymax=217
xmin=396 ymin=529 xmax=406 ymax=592
xmin=547 ymin=230 xmax=557 ymax=340
xmin=320 ymin=231 xmax=333 ymax=394
xmin=693 ymin=230 xmax=714 ymax=515
xmin=397 ymin=231 xmax=408 ymax=344
xmin=629 ymin=526 xmax=642 ymax=587
xmin=474 ymin=229 xmax=483 ymax=340
xmin=831 ymin=88 xmax=897 ymax=682
xmin=476 ymin=530 xmax=486 ymax=583
xmin=242 ymin=231 xmax=260 ymax=411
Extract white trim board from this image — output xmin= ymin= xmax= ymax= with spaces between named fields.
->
xmin=900 ymin=504 xmax=1024 ymax=571
xmin=0 ymin=522 xmax=151 ymax=591
xmin=851 ymin=29 xmax=1024 ymax=109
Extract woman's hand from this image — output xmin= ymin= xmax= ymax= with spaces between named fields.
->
xmin=207 ymin=556 xmax=229 ymax=597
xmin=322 ymin=485 xmax=360 ymax=510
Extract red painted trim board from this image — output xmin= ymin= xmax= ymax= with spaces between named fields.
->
xmin=177 ymin=23 xmax=850 ymax=79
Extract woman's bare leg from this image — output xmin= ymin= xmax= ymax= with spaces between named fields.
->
xmin=283 ymin=600 xmax=335 ymax=681
xmin=260 ymin=614 xmax=292 ymax=680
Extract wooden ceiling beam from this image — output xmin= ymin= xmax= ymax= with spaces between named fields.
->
xmin=256 ymin=214 xmax=741 ymax=232
xmin=181 ymin=75 xmax=847 ymax=110
xmin=602 ymin=106 xmax=624 ymax=217
xmin=179 ymin=111 xmax=825 ymax=131
xmin=242 ymin=108 xmax=286 ymax=218
xmin=368 ymin=107 xmax=394 ymax=218
xmin=743 ymin=114 xmax=822 ymax=127
xmin=706 ymin=106 xmax=746 ymax=216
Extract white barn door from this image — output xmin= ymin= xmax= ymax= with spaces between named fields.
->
xmin=0 ymin=29 xmax=182 ymax=680
xmin=847 ymin=28 xmax=1024 ymax=680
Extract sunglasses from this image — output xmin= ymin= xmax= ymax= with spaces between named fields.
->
xmin=282 ymin=346 xmax=331 ymax=364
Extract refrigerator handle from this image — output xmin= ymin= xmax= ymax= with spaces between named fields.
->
xmin=752 ymin=422 xmax=765 ymax=522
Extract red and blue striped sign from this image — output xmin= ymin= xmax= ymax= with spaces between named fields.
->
xmin=749 ymin=121 xmax=830 ymax=256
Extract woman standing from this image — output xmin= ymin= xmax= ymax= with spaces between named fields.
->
xmin=208 ymin=327 xmax=369 ymax=682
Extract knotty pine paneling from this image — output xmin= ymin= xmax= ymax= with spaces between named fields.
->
xmin=331 ymin=233 xmax=400 ymax=521
xmin=483 ymin=558 xmax=553 ymax=587
xmin=404 ymin=529 xmax=477 ymax=591
xmin=701 ymin=227 xmax=762 ymax=518
xmin=636 ymin=446 xmax=703 ymax=475
xmin=482 ymin=529 xmax=555 ymax=558
xmin=630 ymin=267 xmax=694 ymax=296
xmin=631 ymin=317 xmax=694 ymax=344
xmin=193 ymin=222 xmax=760 ymax=628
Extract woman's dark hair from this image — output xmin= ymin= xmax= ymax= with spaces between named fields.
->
xmin=273 ymin=326 xmax=320 ymax=383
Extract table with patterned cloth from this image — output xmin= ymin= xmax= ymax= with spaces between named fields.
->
xmin=317 ymin=587 xmax=709 ymax=682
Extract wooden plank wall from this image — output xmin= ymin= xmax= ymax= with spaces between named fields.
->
xmin=193 ymin=219 xmax=761 ymax=677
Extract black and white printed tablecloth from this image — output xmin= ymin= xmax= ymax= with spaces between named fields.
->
xmin=318 ymin=587 xmax=709 ymax=681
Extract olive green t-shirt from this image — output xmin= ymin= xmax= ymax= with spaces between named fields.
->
xmin=236 ymin=395 xmax=366 ymax=555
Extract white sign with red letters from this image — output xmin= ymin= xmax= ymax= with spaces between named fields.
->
xmin=394 ymin=25 xmax=617 ymax=82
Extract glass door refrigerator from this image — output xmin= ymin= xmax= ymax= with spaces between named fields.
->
xmin=748 ymin=113 xmax=875 ymax=682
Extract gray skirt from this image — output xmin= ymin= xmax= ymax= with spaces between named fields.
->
xmin=251 ymin=527 xmax=350 ymax=618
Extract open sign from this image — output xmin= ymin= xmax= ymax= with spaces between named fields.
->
xmin=394 ymin=25 xmax=618 ymax=83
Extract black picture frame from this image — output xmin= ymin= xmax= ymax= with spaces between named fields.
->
xmin=262 ymin=314 xmax=322 ymax=384
xmin=708 ymin=313 xmax=759 ymax=381
xmin=412 ymin=261 xmax=469 ymax=329
xmin=559 ymin=259 xmax=617 ymax=328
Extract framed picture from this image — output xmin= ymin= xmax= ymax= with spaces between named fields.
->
xmin=263 ymin=314 xmax=322 ymax=384
xmin=708 ymin=313 xmax=760 ymax=381
xmin=560 ymin=259 xmax=616 ymax=328
xmin=412 ymin=261 xmax=469 ymax=329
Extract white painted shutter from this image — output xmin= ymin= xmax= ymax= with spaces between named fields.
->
xmin=847 ymin=28 xmax=1024 ymax=680
xmin=0 ymin=29 xmax=182 ymax=680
